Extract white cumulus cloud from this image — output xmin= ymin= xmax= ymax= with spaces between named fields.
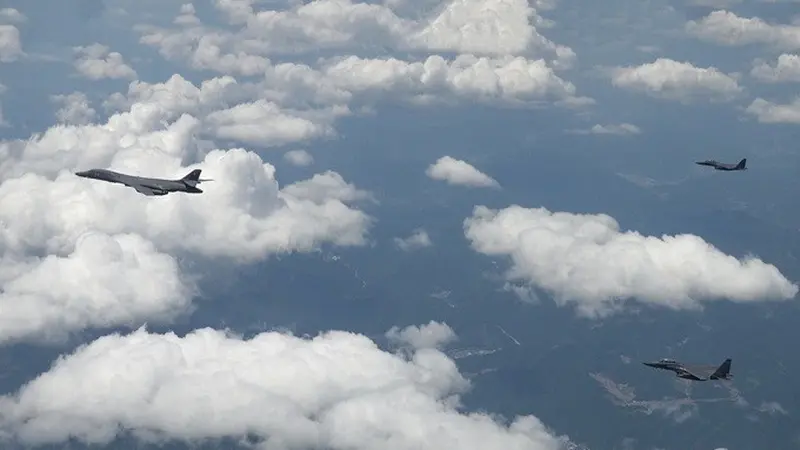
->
xmin=464 ymin=205 xmax=798 ymax=318
xmin=609 ymin=58 xmax=742 ymax=102
xmin=51 ymin=92 xmax=97 ymax=125
xmin=394 ymin=228 xmax=433 ymax=251
xmin=0 ymin=81 xmax=373 ymax=344
xmin=426 ymin=156 xmax=500 ymax=188
xmin=751 ymin=54 xmax=800 ymax=82
xmin=0 ymin=24 xmax=22 ymax=62
xmin=0 ymin=8 xmax=25 ymax=24
xmin=0 ymin=232 xmax=192 ymax=344
xmin=284 ymin=149 xmax=314 ymax=166
xmin=686 ymin=10 xmax=800 ymax=50
xmin=569 ymin=123 xmax=641 ymax=136
xmin=386 ymin=320 xmax=456 ymax=350
xmin=140 ymin=0 xmax=574 ymax=66
xmin=746 ymin=97 xmax=800 ymax=123
xmin=0 ymin=325 xmax=575 ymax=450
xmin=73 ymin=44 xmax=138 ymax=80
xmin=133 ymin=0 xmax=587 ymax=107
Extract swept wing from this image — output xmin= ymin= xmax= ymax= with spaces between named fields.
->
xmin=680 ymin=364 xmax=718 ymax=380
xmin=130 ymin=183 xmax=167 ymax=196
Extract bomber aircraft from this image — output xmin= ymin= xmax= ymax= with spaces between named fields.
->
xmin=75 ymin=168 xmax=212 ymax=196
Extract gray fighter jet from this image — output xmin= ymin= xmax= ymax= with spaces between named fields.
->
xmin=75 ymin=168 xmax=212 ymax=196
xmin=695 ymin=158 xmax=747 ymax=171
xmin=643 ymin=357 xmax=733 ymax=381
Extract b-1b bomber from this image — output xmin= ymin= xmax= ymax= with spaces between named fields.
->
xmin=76 ymin=168 xmax=212 ymax=196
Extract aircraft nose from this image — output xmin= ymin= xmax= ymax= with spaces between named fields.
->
xmin=75 ymin=171 xmax=89 ymax=178
xmin=642 ymin=362 xmax=657 ymax=367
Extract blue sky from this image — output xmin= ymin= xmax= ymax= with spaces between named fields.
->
xmin=0 ymin=0 xmax=799 ymax=449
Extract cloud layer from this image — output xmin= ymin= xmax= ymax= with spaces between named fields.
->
xmin=0 ymin=323 xmax=574 ymax=450
xmin=0 ymin=79 xmax=373 ymax=344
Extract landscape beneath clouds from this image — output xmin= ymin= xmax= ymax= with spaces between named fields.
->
xmin=0 ymin=0 xmax=800 ymax=449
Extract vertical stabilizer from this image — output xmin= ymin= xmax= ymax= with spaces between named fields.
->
xmin=181 ymin=169 xmax=202 ymax=184
xmin=735 ymin=158 xmax=746 ymax=170
xmin=711 ymin=358 xmax=732 ymax=379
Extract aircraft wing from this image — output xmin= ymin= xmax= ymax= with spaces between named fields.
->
xmin=682 ymin=365 xmax=717 ymax=379
xmin=130 ymin=183 xmax=165 ymax=196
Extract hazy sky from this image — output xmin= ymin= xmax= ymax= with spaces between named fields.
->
xmin=0 ymin=0 xmax=799 ymax=449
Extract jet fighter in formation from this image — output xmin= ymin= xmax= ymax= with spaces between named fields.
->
xmin=643 ymin=357 xmax=733 ymax=381
xmin=75 ymin=168 xmax=212 ymax=196
xmin=695 ymin=158 xmax=747 ymax=171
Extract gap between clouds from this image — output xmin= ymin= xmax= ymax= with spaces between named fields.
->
xmin=0 ymin=322 xmax=578 ymax=450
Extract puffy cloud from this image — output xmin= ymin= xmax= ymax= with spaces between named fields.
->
xmin=609 ymin=58 xmax=742 ymax=102
xmin=0 ymin=24 xmax=22 ymax=62
xmin=51 ymin=92 xmax=97 ymax=125
xmin=73 ymin=44 xmax=138 ymax=80
xmin=106 ymin=73 xmax=344 ymax=148
xmin=140 ymin=0 xmax=572 ymax=64
xmin=386 ymin=320 xmax=456 ymax=350
xmin=426 ymin=156 xmax=500 ymax=188
xmin=568 ymin=123 xmax=641 ymax=136
xmin=408 ymin=0 xmax=575 ymax=66
xmin=0 ymin=80 xmax=372 ymax=344
xmin=320 ymin=54 xmax=579 ymax=105
xmin=281 ymin=170 xmax=374 ymax=205
xmin=0 ymin=8 xmax=25 ymax=23
xmin=463 ymin=205 xmax=798 ymax=318
xmin=284 ymin=149 xmax=314 ymax=166
xmin=115 ymin=54 xmax=580 ymax=119
xmin=204 ymin=99 xmax=344 ymax=147
xmin=103 ymin=74 xmax=256 ymax=122
xmin=132 ymin=0 xmax=589 ymax=109
xmin=0 ymin=233 xmax=192 ymax=344
xmin=0 ymin=325 xmax=574 ymax=450
xmin=686 ymin=10 xmax=800 ymax=50
xmin=118 ymin=0 xmax=588 ymax=155
xmin=751 ymin=54 xmax=800 ymax=82
xmin=394 ymin=228 xmax=433 ymax=251
xmin=745 ymin=97 xmax=800 ymax=123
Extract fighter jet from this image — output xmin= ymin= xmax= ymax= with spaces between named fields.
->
xmin=643 ymin=357 xmax=733 ymax=381
xmin=695 ymin=158 xmax=747 ymax=171
xmin=75 ymin=168 xmax=212 ymax=196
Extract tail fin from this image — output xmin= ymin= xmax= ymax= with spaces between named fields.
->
xmin=181 ymin=169 xmax=202 ymax=183
xmin=180 ymin=169 xmax=212 ymax=187
xmin=735 ymin=158 xmax=746 ymax=170
xmin=711 ymin=358 xmax=732 ymax=379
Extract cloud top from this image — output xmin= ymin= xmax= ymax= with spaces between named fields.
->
xmin=464 ymin=205 xmax=798 ymax=317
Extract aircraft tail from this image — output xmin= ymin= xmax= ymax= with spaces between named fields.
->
xmin=735 ymin=158 xmax=746 ymax=170
xmin=180 ymin=169 xmax=212 ymax=187
xmin=710 ymin=358 xmax=732 ymax=380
